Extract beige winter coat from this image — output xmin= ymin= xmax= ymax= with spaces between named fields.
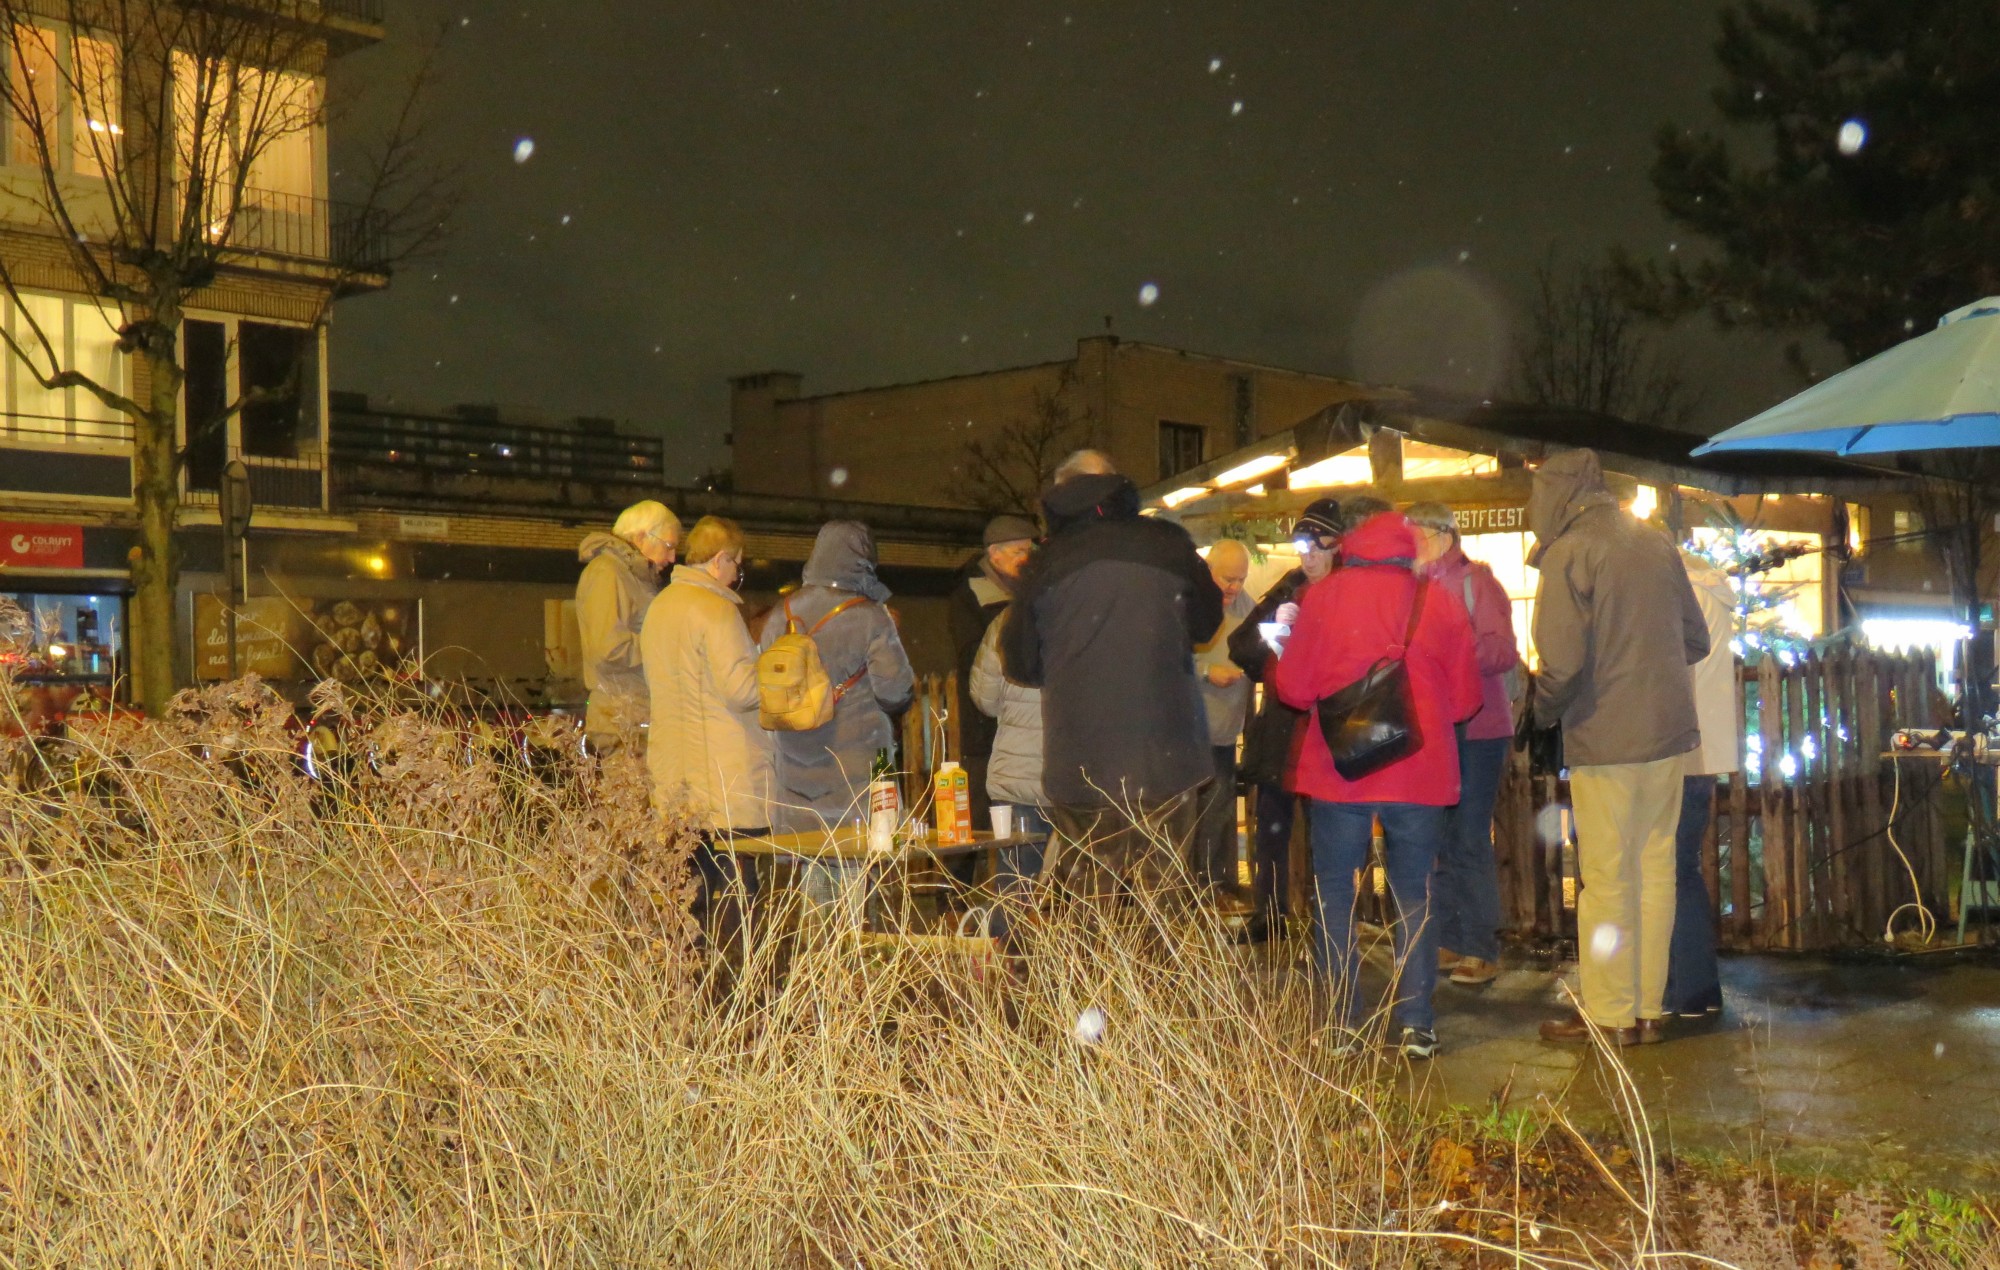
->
xmin=641 ymin=564 xmax=775 ymax=832
xmin=575 ymin=533 xmax=659 ymax=740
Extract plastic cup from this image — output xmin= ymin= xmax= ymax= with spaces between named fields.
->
xmin=989 ymin=804 xmax=1015 ymax=840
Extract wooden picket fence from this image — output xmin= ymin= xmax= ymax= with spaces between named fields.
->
xmin=900 ymin=673 xmax=962 ymax=808
xmin=1493 ymin=647 xmax=1958 ymax=952
xmin=906 ymin=650 xmax=1961 ymax=953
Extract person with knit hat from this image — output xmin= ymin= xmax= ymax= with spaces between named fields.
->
xmin=1225 ymin=497 xmax=1348 ymax=941
xmin=950 ymin=514 xmax=1041 ymax=829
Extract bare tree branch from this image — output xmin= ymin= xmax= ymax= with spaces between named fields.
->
xmin=1516 ymin=251 xmax=1703 ymax=431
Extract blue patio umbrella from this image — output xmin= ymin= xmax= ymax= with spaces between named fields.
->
xmin=1693 ymin=298 xmax=2000 ymax=457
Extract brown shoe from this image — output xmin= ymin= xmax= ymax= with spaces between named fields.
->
xmin=1437 ymin=948 xmax=1463 ymax=971
xmin=1448 ymin=957 xmax=1499 ymax=986
xmin=1636 ymin=1017 xmax=1667 ymax=1045
xmin=1539 ymin=1012 xmax=1640 ymax=1047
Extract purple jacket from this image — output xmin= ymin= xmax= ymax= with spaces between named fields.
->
xmin=1425 ymin=546 xmax=1519 ymax=741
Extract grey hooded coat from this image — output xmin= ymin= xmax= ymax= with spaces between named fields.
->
xmin=1529 ymin=449 xmax=1710 ymax=767
xmin=756 ymin=522 xmax=916 ymax=829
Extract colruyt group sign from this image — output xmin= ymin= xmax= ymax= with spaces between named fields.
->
xmin=0 ymin=521 xmax=85 ymax=569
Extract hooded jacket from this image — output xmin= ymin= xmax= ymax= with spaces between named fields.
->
xmin=642 ymin=564 xmax=774 ymax=832
xmin=1272 ymin=513 xmax=1482 ymax=805
xmin=1424 ymin=544 xmax=1520 ymax=741
xmin=1528 ymin=449 xmax=1710 ymax=767
xmin=757 ymin=522 xmax=916 ymax=828
xmin=1000 ymin=473 xmax=1224 ymax=807
xmin=575 ymin=532 xmax=660 ymax=739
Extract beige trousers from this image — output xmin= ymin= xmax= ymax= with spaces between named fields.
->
xmin=1569 ymin=755 xmax=1683 ymax=1028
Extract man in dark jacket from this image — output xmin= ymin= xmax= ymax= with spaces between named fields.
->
xmin=1529 ymin=449 xmax=1710 ymax=1047
xmin=950 ymin=515 xmax=1039 ymax=826
xmin=1002 ymin=451 xmax=1224 ymax=901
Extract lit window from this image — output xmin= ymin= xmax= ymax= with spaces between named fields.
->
xmin=71 ymin=35 xmax=120 ymax=178
xmin=8 ymin=25 xmax=59 ymax=169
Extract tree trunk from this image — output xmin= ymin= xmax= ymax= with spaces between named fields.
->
xmin=130 ymin=338 xmax=185 ymax=716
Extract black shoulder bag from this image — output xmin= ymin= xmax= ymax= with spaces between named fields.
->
xmin=1314 ymin=579 xmax=1429 ymax=781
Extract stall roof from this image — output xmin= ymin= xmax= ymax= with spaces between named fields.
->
xmin=1143 ymin=396 xmax=1912 ymax=513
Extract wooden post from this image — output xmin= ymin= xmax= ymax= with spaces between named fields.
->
xmin=1784 ymin=658 xmax=1811 ymax=948
xmin=1758 ymin=654 xmax=1790 ymax=949
xmin=1801 ymin=651 xmax=1826 ymax=948
xmin=1729 ymin=660 xmax=1752 ymax=946
xmin=1857 ymin=653 xmax=1888 ymax=935
xmin=1826 ymin=647 xmax=1854 ymax=942
xmin=942 ymin=670 xmax=962 ymax=765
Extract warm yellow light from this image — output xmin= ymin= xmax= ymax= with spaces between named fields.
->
xmin=1630 ymin=484 xmax=1659 ymax=520
xmin=1161 ymin=486 xmax=1209 ymax=509
xmin=1287 ymin=449 xmax=1374 ymax=490
xmin=1211 ymin=452 xmax=1289 ymax=487
xmin=1244 ymin=484 xmax=1267 ymax=497
xmin=366 ymin=555 xmax=388 ymax=574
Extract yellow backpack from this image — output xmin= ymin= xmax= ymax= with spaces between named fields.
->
xmin=757 ymin=595 xmax=870 ymax=731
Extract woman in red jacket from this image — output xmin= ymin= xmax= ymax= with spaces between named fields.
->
xmin=1272 ymin=510 xmax=1481 ymax=1059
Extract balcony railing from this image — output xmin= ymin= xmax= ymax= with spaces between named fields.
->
xmin=186 ymin=451 xmax=328 ymax=513
xmin=188 ymin=185 xmax=391 ymax=274
xmin=331 ymin=411 xmax=669 ymax=497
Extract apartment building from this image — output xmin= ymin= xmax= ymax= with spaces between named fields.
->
xmin=0 ymin=1 xmax=388 ymax=706
xmin=729 ymin=335 xmax=1391 ymax=509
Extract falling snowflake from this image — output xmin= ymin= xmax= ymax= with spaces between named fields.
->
xmin=560 ymin=213 xmax=572 ymax=226
xmin=1230 ymin=100 xmax=1244 ymax=116
xmin=1022 ymin=210 xmax=1036 ymax=224
xmin=512 ymin=137 xmax=535 ymax=164
xmin=829 ymin=467 xmax=849 ymax=488
xmin=1456 ymin=250 xmax=1471 ymax=263
xmin=1837 ymin=119 xmax=1867 ymax=155
xmin=1207 ymin=57 xmax=1222 ymax=73
xmin=1137 ymin=282 xmax=1159 ymax=306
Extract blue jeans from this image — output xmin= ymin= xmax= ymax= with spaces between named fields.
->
xmin=1663 ymin=775 xmax=1723 ymax=1014
xmin=1253 ymin=783 xmax=1302 ymax=916
xmin=1434 ymin=734 xmax=1508 ymax=961
xmin=1308 ymin=801 xmax=1445 ymax=1032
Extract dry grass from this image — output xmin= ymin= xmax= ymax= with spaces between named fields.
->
xmin=0 ymin=664 xmax=1988 ymax=1265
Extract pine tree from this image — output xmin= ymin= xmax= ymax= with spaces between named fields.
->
xmin=1619 ymin=0 xmax=2000 ymax=366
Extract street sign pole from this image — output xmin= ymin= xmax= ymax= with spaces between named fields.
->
xmin=219 ymin=461 xmax=253 ymax=679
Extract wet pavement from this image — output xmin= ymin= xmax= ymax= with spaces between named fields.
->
xmin=1403 ymin=949 xmax=2000 ymax=1192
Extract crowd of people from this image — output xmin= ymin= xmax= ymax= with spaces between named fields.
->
xmin=576 ymin=444 xmax=1736 ymax=1060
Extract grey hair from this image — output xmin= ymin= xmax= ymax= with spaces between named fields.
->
xmin=612 ymin=500 xmax=682 ymax=544
xmin=1402 ymin=501 xmax=1458 ymax=535
xmin=1052 ymin=448 xmax=1116 ymax=485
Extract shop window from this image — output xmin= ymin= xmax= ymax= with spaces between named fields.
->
xmin=1158 ymin=421 xmax=1205 ymax=482
xmin=0 ymin=588 xmax=122 ymax=688
xmin=1893 ymin=508 xmax=1925 ymax=552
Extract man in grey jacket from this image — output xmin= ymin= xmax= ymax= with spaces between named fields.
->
xmin=576 ymin=500 xmax=681 ymax=754
xmin=1528 ymin=450 xmax=1709 ymax=1047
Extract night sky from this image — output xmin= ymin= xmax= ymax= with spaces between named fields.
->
xmin=330 ymin=1 xmax=1809 ymax=482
